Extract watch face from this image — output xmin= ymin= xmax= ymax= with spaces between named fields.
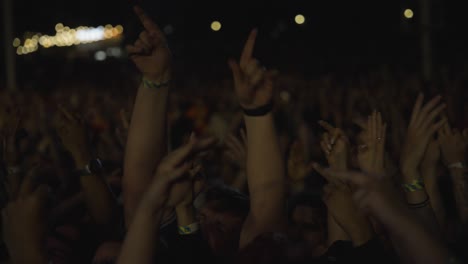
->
xmin=89 ymin=159 xmax=103 ymax=173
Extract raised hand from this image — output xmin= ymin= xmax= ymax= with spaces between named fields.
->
xmin=56 ymin=105 xmax=90 ymax=165
xmin=438 ymin=122 xmax=467 ymax=166
xmin=142 ymin=136 xmax=217 ymax=210
xmin=315 ymin=165 xmax=405 ymax=223
xmin=318 ymin=121 xmax=349 ymax=170
xmin=400 ymin=94 xmax=446 ymax=179
xmin=322 ymin=183 xmax=373 ymax=246
xmin=229 ymin=29 xmax=276 ymax=110
xmin=225 ymin=129 xmax=247 ymax=170
xmin=357 ymin=111 xmax=386 ymax=174
xmin=127 ymin=6 xmax=171 ymax=83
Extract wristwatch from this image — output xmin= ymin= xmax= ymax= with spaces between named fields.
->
xmin=77 ymin=158 xmax=103 ymax=176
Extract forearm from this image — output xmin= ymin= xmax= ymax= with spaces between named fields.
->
xmin=73 ymin=153 xmax=117 ymax=227
xmin=176 ymin=205 xmax=196 ymax=227
xmin=450 ymin=168 xmax=468 ymax=224
xmin=123 ymin=83 xmax=169 ymax=224
xmin=384 ymin=210 xmax=449 ymax=264
xmin=402 ymin=170 xmax=440 ymax=234
xmin=423 ymin=172 xmax=446 ymax=230
xmin=118 ymin=202 xmax=163 ymax=264
xmin=80 ymin=175 xmax=117 ymax=226
xmin=327 ymin=213 xmax=350 ymax=245
xmin=241 ymin=113 xmax=286 ymax=246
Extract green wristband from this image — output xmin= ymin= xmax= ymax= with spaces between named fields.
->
xmin=142 ymin=77 xmax=170 ymax=89
xmin=402 ymin=178 xmax=425 ymax=193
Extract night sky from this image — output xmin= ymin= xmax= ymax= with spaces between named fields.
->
xmin=4 ymin=0 xmax=468 ymax=78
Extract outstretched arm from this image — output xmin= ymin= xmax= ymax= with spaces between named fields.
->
xmin=229 ymin=30 xmax=286 ymax=248
xmin=400 ymin=94 xmax=446 ymax=234
xmin=438 ymin=122 xmax=468 ymax=226
xmin=325 ymin=169 xmax=454 ymax=264
xmin=123 ymin=6 xmax=172 ymax=226
xmin=118 ymin=139 xmax=216 ymax=264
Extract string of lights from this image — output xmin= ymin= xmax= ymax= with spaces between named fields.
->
xmin=13 ymin=23 xmax=124 ymax=56
xmin=13 ymin=8 xmax=415 ymax=56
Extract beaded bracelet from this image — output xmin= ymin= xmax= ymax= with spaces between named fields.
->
xmin=402 ymin=178 xmax=425 ymax=193
xmin=407 ymin=196 xmax=430 ymax=209
xmin=178 ymin=222 xmax=200 ymax=235
xmin=142 ymin=77 xmax=171 ymax=89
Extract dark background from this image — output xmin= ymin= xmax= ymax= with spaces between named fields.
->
xmin=2 ymin=0 xmax=468 ymax=87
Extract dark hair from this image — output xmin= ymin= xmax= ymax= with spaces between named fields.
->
xmin=204 ymin=185 xmax=250 ymax=219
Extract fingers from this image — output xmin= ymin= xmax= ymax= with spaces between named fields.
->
xmin=133 ymin=6 xmax=164 ymax=38
xmin=226 ymin=134 xmax=243 ymax=155
xmin=139 ymin=31 xmax=153 ymax=47
xmin=312 ymin=163 xmax=333 ymax=182
xmin=168 ymin=162 xmax=192 ymax=181
xmin=192 ymin=136 xmax=218 ymax=153
xmin=322 ymin=133 xmax=332 ymax=154
xmin=126 ymin=44 xmax=144 ymax=56
xmin=409 ymin=93 xmax=424 ymax=126
xmin=249 ymin=66 xmax=265 ymax=87
xmin=431 ymin=117 xmax=447 ymax=134
xmin=165 ymin=142 xmax=196 ymax=167
xmin=330 ymin=170 xmax=369 ymax=187
xmin=318 ymin=120 xmax=335 ymax=134
xmin=135 ymin=38 xmax=151 ymax=53
xmin=189 ymin=164 xmax=203 ymax=179
xmin=240 ymin=29 xmax=258 ymax=66
xmin=415 ymin=95 xmax=442 ymax=126
xmin=320 ymin=140 xmax=330 ymax=156
xmin=421 ymin=104 xmax=446 ymax=132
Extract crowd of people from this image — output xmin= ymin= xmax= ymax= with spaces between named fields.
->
xmin=1 ymin=6 xmax=468 ymax=264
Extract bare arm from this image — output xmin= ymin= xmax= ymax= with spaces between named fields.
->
xmin=122 ymin=6 xmax=172 ymax=226
xmin=56 ymin=106 xmax=117 ymax=228
xmin=438 ymin=122 xmax=468 ymax=224
xmin=325 ymin=169 xmax=454 ymax=264
xmin=400 ymin=94 xmax=446 ymax=234
xmin=241 ymin=113 xmax=286 ymax=247
xmin=229 ymin=30 xmax=286 ymax=248
xmin=421 ymin=139 xmax=446 ymax=230
xmin=118 ymin=138 xmax=215 ymax=264
xmin=450 ymin=168 xmax=468 ymax=224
